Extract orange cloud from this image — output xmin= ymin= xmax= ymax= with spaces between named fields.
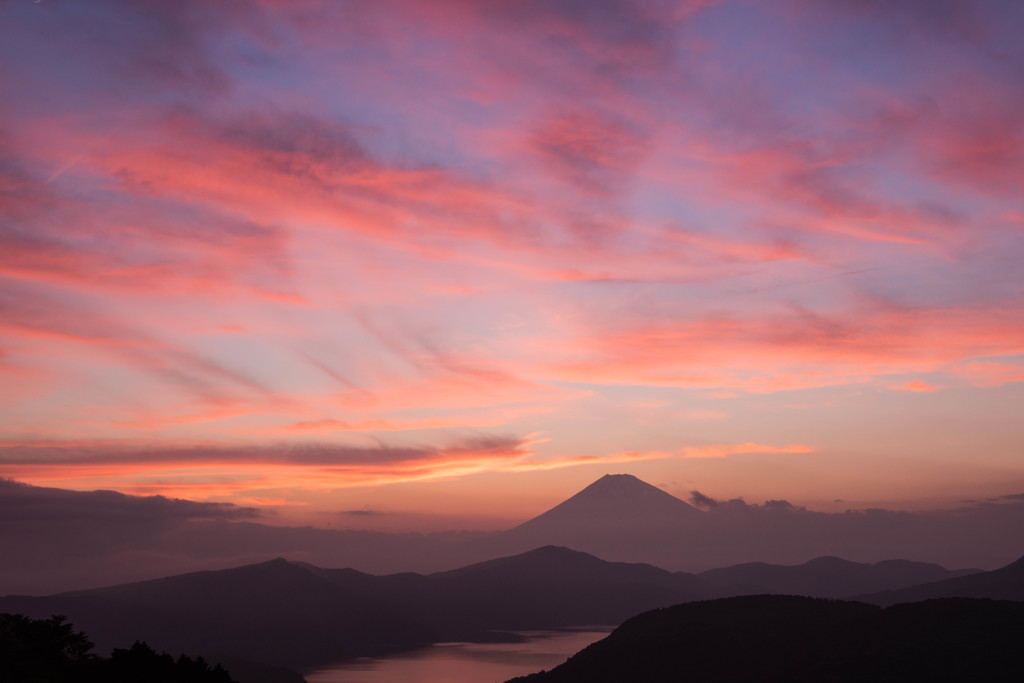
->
xmin=679 ymin=443 xmax=815 ymax=459
xmin=232 ymin=408 xmax=550 ymax=435
xmin=502 ymin=442 xmax=813 ymax=472
xmin=892 ymin=380 xmax=944 ymax=393
xmin=0 ymin=434 xmax=537 ymax=499
xmin=0 ymin=435 xmax=815 ymax=503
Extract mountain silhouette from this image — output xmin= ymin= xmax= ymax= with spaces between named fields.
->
xmin=857 ymin=553 xmax=1024 ymax=606
xmin=422 ymin=546 xmax=708 ymax=636
xmin=0 ymin=547 xmax=707 ymax=677
xmin=2 ymin=526 xmax=1007 ymax=681
xmin=508 ymin=594 xmax=1024 ymax=682
xmin=476 ymin=474 xmax=701 ymax=564
xmin=467 ymin=474 xmax=1024 ymax=572
xmin=0 ymin=557 xmax=433 ymax=673
xmin=299 ymin=545 xmax=709 ymax=640
xmin=698 ymin=555 xmax=979 ymax=598
xmin=514 ymin=474 xmax=701 ymax=529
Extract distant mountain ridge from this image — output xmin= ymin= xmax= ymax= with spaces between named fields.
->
xmin=858 ymin=554 xmax=1024 ymax=605
xmin=699 ymin=555 xmax=980 ymax=599
xmin=3 ymin=543 xmax=1010 ymax=681
xmin=8 ymin=473 xmax=1024 ymax=595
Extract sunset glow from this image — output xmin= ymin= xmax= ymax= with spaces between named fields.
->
xmin=2 ymin=0 xmax=1023 ymax=528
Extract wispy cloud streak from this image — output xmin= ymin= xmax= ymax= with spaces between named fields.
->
xmin=1 ymin=0 xmax=1022 ymax=510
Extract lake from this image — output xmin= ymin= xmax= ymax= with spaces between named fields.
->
xmin=304 ymin=628 xmax=612 ymax=683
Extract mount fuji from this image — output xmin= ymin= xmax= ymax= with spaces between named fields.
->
xmin=473 ymin=474 xmax=703 ymax=566
xmin=513 ymin=473 xmax=700 ymax=533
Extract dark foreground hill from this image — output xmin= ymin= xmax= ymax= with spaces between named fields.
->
xmin=508 ymin=594 xmax=1024 ymax=683
xmin=858 ymin=553 xmax=1024 ymax=605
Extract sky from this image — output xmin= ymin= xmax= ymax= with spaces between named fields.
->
xmin=2 ymin=0 xmax=1023 ymax=531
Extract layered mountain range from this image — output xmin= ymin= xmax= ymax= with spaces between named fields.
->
xmin=5 ymin=473 xmax=1024 ymax=595
xmin=4 ymin=544 xmax=1022 ymax=680
xmin=3 ymin=474 xmax=1023 ymax=682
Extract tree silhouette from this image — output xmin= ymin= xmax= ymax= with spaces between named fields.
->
xmin=0 ymin=613 xmax=94 ymax=681
xmin=102 ymin=641 xmax=233 ymax=682
xmin=1 ymin=613 xmax=235 ymax=682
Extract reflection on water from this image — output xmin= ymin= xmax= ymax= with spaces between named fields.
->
xmin=304 ymin=628 xmax=612 ymax=683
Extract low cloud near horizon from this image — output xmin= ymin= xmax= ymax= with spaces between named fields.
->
xmin=0 ymin=477 xmax=259 ymax=522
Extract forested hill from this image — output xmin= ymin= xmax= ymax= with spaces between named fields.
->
xmin=508 ymin=594 xmax=1024 ymax=683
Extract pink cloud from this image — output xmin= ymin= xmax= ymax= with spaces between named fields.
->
xmin=1 ymin=0 xmax=1022 ymax=514
xmin=954 ymin=360 xmax=1024 ymax=388
xmin=526 ymin=109 xmax=649 ymax=198
xmin=546 ymin=303 xmax=1024 ymax=392
xmin=923 ymin=97 xmax=1024 ymax=197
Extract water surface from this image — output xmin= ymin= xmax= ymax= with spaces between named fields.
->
xmin=305 ymin=628 xmax=611 ymax=683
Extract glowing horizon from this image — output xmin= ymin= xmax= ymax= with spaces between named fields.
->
xmin=2 ymin=0 xmax=1023 ymax=528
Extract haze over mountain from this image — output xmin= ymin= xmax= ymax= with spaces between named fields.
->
xmin=6 ymin=474 xmax=1024 ymax=594
xmin=0 ymin=477 xmax=484 ymax=594
xmin=471 ymin=474 xmax=1024 ymax=573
